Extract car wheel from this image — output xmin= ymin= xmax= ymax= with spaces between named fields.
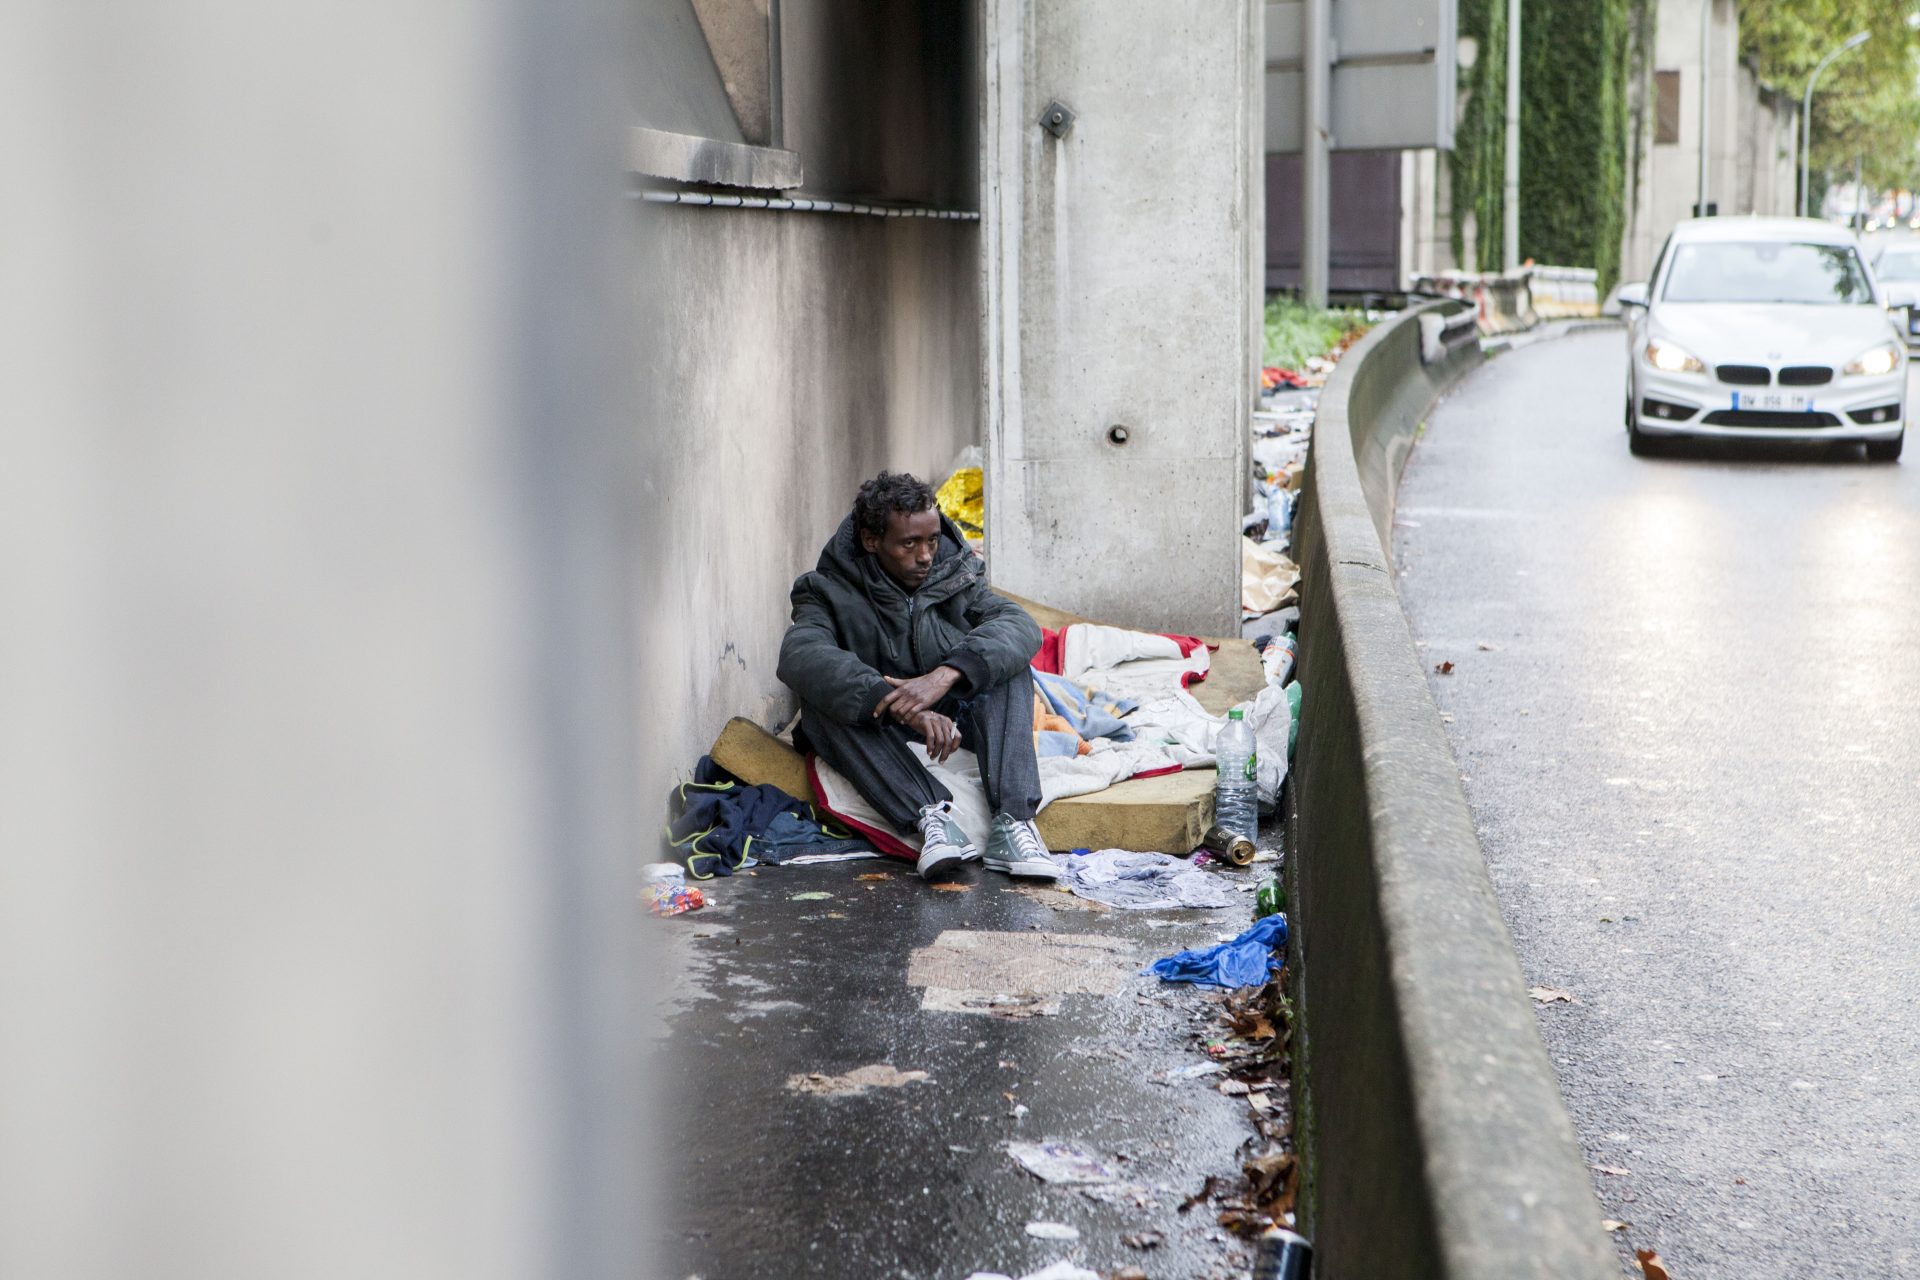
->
xmin=1867 ymin=431 xmax=1904 ymax=462
xmin=1628 ymin=415 xmax=1659 ymax=457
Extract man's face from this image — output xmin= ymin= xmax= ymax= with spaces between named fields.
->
xmin=860 ymin=507 xmax=942 ymax=590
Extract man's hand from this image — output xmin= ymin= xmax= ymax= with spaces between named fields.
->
xmin=909 ymin=710 xmax=963 ymax=764
xmin=874 ymin=665 xmax=962 ymax=723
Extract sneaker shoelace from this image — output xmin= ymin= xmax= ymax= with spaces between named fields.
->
xmin=1006 ymin=819 xmax=1045 ymax=862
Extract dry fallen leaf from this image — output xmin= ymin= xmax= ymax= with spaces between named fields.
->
xmin=1177 ymin=1174 xmax=1219 ymax=1214
xmin=931 ymin=882 xmax=971 ymax=892
xmin=1529 ymin=985 xmax=1579 ymax=1005
xmin=1435 ymin=660 xmax=1456 ymax=674
xmin=1122 ymin=1230 xmax=1164 ymax=1250
xmin=856 ymin=873 xmax=891 ymax=881
xmin=1591 ymin=1163 xmax=1632 ymax=1177
xmin=1636 ymin=1247 xmax=1672 ymax=1280
xmin=1602 ymin=1219 xmax=1630 ymax=1232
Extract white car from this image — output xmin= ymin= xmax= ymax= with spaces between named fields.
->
xmin=1618 ymin=217 xmax=1906 ymax=460
xmin=1872 ymin=240 xmax=1920 ymax=353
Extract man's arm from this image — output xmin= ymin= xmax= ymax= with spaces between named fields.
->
xmin=776 ymin=580 xmax=893 ymax=725
xmin=942 ymin=581 xmax=1043 ymax=693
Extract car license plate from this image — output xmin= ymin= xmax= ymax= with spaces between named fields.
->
xmin=1732 ymin=391 xmax=1810 ymax=412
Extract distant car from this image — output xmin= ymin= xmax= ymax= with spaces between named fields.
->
xmin=1617 ymin=217 xmax=1906 ymax=460
xmin=1873 ymin=241 xmax=1920 ymax=353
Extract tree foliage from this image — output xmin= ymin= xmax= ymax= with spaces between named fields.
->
xmin=1740 ymin=0 xmax=1920 ymax=193
xmin=1451 ymin=0 xmax=1639 ymax=291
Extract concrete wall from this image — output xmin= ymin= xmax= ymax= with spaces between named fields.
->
xmin=982 ymin=0 xmax=1261 ymax=637
xmin=1288 ymin=307 xmax=1615 ymax=1278
xmin=1621 ymin=0 xmax=1795 ymax=283
xmin=1 ymin=2 xmax=642 ymax=1276
xmin=634 ymin=2 xmax=981 ymax=822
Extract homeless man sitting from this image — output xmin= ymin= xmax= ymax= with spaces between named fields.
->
xmin=777 ymin=471 xmax=1062 ymax=883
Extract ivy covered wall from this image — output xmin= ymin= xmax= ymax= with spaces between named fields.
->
xmin=1451 ymin=0 xmax=1642 ymax=293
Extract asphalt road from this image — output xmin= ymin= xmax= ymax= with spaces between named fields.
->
xmin=652 ymin=859 xmax=1278 ymax=1280
xmin=1394 ymin=328 xmax=1920 ymax=1278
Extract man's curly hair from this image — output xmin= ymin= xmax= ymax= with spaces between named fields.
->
xmin=853 ymin=471 xmax=938 ymax=539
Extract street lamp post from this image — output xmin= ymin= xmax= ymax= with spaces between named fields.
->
xmin=1801 ymin=29 xmax=1872 ymax=218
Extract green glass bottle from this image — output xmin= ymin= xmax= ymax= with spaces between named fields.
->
xmin=1255 ymin=873 xmax=1287 ymax=918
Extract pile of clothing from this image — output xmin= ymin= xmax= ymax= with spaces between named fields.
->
xmin=665 ymin=756 xmax=870 ymax=878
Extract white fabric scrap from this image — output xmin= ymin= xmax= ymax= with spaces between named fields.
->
xmin=1050 ymin=848 xmax=1236 ymax=910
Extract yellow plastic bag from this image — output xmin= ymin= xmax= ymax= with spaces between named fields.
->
xmin=937 ymin=466 xmax=984 ymax=536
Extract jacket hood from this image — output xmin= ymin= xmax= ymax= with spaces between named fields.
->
xmin=816 ymin=510 xmax=981 ymax=603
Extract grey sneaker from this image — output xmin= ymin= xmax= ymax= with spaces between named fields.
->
xmin=915 ymin=802 xmax=975 ymax=880
xmin=983 ymin=813 xmax=1062 ymax=879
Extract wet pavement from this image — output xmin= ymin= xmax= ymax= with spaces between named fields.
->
xmin=1394 ymin=328 xmax=1920 ymax=1278
xmin=652 ymin=857 xmax=1274 ymax=1280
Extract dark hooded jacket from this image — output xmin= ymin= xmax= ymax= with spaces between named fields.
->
xmin=777 ymin=511 xmax=1042 ymax=725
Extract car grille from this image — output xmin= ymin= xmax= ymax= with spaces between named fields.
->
xmin=1778 ymin=366 xmax=1833 ymax=386
xmin=1700 ymin=409 xmax=1841 ymax=429
xmin=1715 ymin=365 xmax=1769 ymax=385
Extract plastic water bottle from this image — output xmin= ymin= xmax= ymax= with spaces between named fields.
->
xmin=1214 ymin=707 xmax=1259 ymax=842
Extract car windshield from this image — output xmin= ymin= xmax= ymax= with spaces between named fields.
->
xmin=1877 ymin=251 xmax=1920 ymax=283
xmin=1661 ymin=241 xmax=1873 ymax=304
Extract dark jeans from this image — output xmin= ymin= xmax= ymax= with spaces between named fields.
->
xmin=798 ymin=670 xmax=1042 ymax=833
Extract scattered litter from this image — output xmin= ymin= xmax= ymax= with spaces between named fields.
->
xmin=1122 ymin=1230 xmax=1165 ymax=1250
xmin=1078 ymin=1181 xmax=1156 ymax=1209
xmin=789 ymin=891 xmax=833 ymax=901
xmin=948 ymin=1145 xmax=975 ymax=1154
xmin=1590 ymin=1163 xmax=1631 ymax=1176
xmin=1147 ymin=914 xmax=1288 ymax=988
xmin=1435 ymin=660 xmax=1455 ymax=675
xmin=1010 ymin=1103 xmax=1030 ymax=1119
xmin=1602 ymin=1220 xmax=1630 ymax=1232
xmin=1018 ymin=1264 xmax=1100 ymax=1280
xmin=1024 ymin=1222 xmax=1079 ymax=1241
xmin=1048 ymin=848 xmax=1237 ymax=911
xmin=1218 ymin=1079 xmax=1253 ymax=1096
xmin=1635 ymin=1249 xmax=1672 ymax=1280
xmin=1528 ymin=986 xmax=1579 ymax=1005
xmin=786 ymin=1063 xmax=930 ymax=1097
xmin=643 ymin=863 xmax=707 ymax=916
xmin=1006 ymin=1140 xmax=1117 ymax=1185
xmin=1178 ymin=1174 xmax=1220 ymax=1213
xmin=779 ymin=851 xmax=880 ymax=865
xmin=650 ymin=886 xmax=706 ymax=917
xmin=855 ymin=872 xmax=892 ymax=881
xmin=1159 ymin=1062 xmax=1226 ymax=1083
xmin=931 ymin=881 xmax=972 ymax=892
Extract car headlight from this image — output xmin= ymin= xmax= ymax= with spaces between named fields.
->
xmin=1644 ymin=339 xmax=1705 ymax=374
xmin=1844 ymin=342 xmax=1903 ymax=377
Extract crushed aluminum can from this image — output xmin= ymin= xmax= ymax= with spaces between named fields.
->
xmin=1250 ymin=1225 xmax=1311 ymax=1280
xmin=1200 ymin=825 xmax=1258 ymax=867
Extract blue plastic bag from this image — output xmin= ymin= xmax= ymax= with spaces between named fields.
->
xmin=1145 ymin=914 xmax=1288 ymax=989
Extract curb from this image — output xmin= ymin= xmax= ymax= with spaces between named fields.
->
xmin=1286 ymin=302 xmax=1616 ymax=1279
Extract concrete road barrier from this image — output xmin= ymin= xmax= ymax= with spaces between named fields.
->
xmin=1287 ymin=303 xmax=1615 ymax=1279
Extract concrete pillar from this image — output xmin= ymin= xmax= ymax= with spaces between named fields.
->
xmin=981 ymin=0 xmax=1262 ymax=636
xmin=0 ymin=4 xmax=642 ymax=1278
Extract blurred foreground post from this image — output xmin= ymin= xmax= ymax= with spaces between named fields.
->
xmin=0 ymin=3 xmax=641 ymax=1278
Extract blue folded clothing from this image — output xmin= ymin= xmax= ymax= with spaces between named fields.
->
xmin=1144 ymin=914 xmax=1288 ymax=989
